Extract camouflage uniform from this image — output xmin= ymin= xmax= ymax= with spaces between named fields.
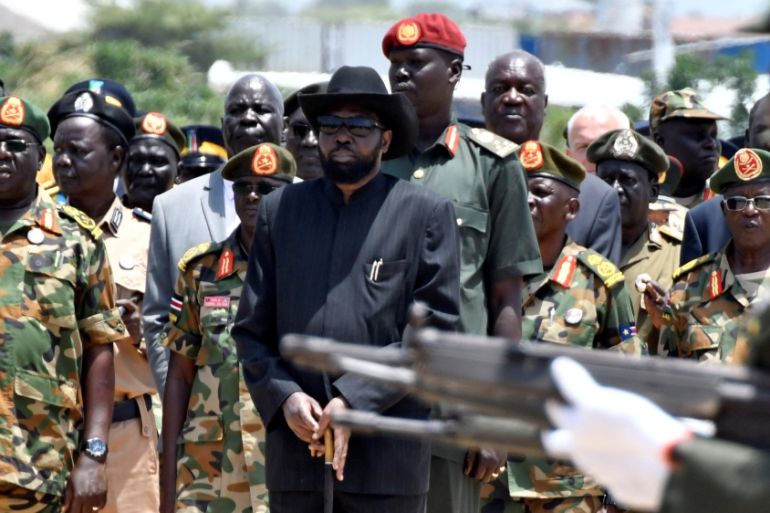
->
xmin=163 ymin=229 xmax=267 ymax=513
xmin=482 ymin=242 xmax=641 ymax=513
xmin=620 ymin=223 xmax=682 ymax=351
xmin=660 ymin=247 xmax=770 ymax=363
xmin=0 ymin=189 xmax=125 ymax=501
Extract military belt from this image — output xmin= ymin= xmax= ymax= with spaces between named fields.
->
xmin=112 ymin=393 xmax=152 ymax=423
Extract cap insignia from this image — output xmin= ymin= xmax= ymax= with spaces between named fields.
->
xmin=0 ymin=97 xmax=24 ymax=126
xmin=396 ymin=21 xmax=421 ymax=45
xmin=611 ymin=129 xmax=638 ymax=159
xmin=74 ymin=92 xmax=94 ymax=113
xmin=520 ymin=141 xmax=543 ymax=171
xmin=252 ymin=144 xmax=278 ymax=176
xmin=142 ymin=112 xmax=167 ymax=135
xmin=734 ymin=148 xmax=762 ymax=181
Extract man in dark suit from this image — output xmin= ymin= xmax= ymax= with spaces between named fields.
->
xmin=681 ymin=92 xmax=770 ymax=264
xmin=481 ymin=53 xmax=623 ymax=264
xmin=143 ymin=74 xmax=284 ymax=393
xmin=233 ymin=66 xmax=460 ymax=513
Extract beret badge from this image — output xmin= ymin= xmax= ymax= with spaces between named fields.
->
xmin=611 ymin=129 xmax=639 ymax=159
xmin=520 ymin=141 xmax=544 ymax=171
xmin=0 ymin=97 xmax=24 ymax=126
xmin=734 ymin=148 xmax=762 ymax=181
xmin=396 ymin=21 xmax=421 ymax=45
xmin=252 ymin=144 xmax=278 ymax=176
xmin=142 ymin=112 xmax=168 ymax=135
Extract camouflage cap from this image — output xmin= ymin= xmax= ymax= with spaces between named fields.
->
xmin=0 ymin=95 xmax=50 ymax=142
xmin=587 ymin=128 xmax=669 ymax=181
xmin=518 ymin=140 xmax=585 ymax=191
xmin=649 ymin=87 xmax=725 ymax=135
xmin=709 ymin=148 xmax=770 ymax=194
xmin=221 ymin=142 xmax=296 ymax=182
xmin=132 ymin=112 xmax=185 ymax=155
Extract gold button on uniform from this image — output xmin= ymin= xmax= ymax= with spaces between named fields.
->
xmin=412 ymin=168 xmax=425 ymax=180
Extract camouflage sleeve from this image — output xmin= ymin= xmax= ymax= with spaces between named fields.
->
xmin=597 ymin=277 xmax=647 ymax=355
xmin=162 ymin=264 xmax=203 ymax=360
xmin=76 ymin=235 xmax=126 ymax=347
xmin=659 ymin=278 xmax=690 ymax=357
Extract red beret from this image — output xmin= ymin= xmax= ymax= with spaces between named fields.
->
xmin=382 ymin=13 xmax=466 ymax=58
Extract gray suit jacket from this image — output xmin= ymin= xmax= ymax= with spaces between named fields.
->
xmin=142 ymin=169 xmax=231 ymax=393
xmin=566 ymin=173 xmax=622 ymax=265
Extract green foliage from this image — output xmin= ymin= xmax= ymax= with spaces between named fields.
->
xmin=88 ymin=0 xmax=265 ymax=71
xmin=90 ymin=39 xmax=223 ymax=125
xmin=301 ymin=0 xmax=397 ymax=21
xmin=541 ymin=105 xmax=576 ymax=150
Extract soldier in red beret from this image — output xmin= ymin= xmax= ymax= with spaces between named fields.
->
xmin=381 ymin=12 xmax=543 ymax=513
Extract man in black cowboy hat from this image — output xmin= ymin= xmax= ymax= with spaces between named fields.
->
xmin=232 ymin=65 xmax=461 ymax=513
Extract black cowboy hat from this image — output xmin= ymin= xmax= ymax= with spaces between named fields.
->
xmin=298 ymin=66 xmax=417 ymax=160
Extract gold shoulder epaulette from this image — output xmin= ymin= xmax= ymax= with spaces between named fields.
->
xmin=59 ymin=205 xmax=103 ymax=239
xmin=466 ymin=127 xmax=519 ymax=159
xmin=177 ymin=242 xmax=216 ymax=272
xmin=577 ymin=249 xmax=625 ymax=289
xmin=657 ymin=223 xmax=683 ymax=242
xmin=673 ymin=253 xmax=717 ymax=280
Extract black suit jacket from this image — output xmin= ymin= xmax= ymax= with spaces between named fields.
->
xmin=232 ymin=174 xmax=460 ymax=495
xmin=566 ymin=173 xmax=622 ymax=264
xmin=681 ymin=196 xmax=730 ymax=265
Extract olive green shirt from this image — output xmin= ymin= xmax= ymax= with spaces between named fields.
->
xmin=383 ymin=122 xmax=542 ymax=336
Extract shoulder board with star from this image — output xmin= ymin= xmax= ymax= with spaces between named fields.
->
xmin=466 ymin=127 xmax=519 ymax=159
xmin=672 ymin=253 xmax=718 ymax=281
xmin=577 ymin=249 xmax=625 ymax=289
xmin=657 ymin=223 xmax=683 ymax=242
xmin=177 ymin=242 xmax=219 ymax=273
xmin=59 ymin=205 xmax=103 ymax=239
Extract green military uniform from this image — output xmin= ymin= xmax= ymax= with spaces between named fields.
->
xmin=620 ymin=223 xmax=682 ymax=350
xmin=660 ymin=147 xmax=770 ymax=363
xmin=383 ymin=122 xmax=542 ymax=513
xmin=659 ymin=250 xmax=769 ymax=363
xmin=0 ymin=189 xmax=126 ymax=502
xmin=482 ymin=142 xmax=641 ymax=513
xmin=163 ymin=231 xmax=267 ymax=513
xmin=383 ymin=122 xmax=542 ymax=334
xmin=484 ymin=243 xmax=642 ymax=513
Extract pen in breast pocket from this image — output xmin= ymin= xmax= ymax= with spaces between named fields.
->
xmin=369 ymin=258 xmax=383 ymax=282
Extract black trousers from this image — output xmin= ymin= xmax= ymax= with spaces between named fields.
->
xmin=270 ymin=490 xmax=427 ymax=513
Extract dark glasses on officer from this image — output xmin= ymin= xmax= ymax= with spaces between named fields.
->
xmin=316 ymin=115 xmax=385 ymax=138
xmin=0 ymin=139 xmax=37 ymax=153
xmin=290 ymin=122 xmax=313 ymax=139
xmin=723 ymin=196 xmax=770 ymax=211
xmin=232 ymin=181 xmax=283 ymax=197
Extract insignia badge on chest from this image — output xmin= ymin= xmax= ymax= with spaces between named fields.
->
xmin=27 ymin=227 xmax=45 ymax=245
xmin=252 ymin=144 xmax=278 ymax=176
xmin=142 ymin=112 xmax=168 ymax=135
xmin=611 ymin=129 xmax=638 ymax=159
xmin=734 ymin=148 xmax=762 ymax=181
xmin=203 ymin=296 xmax=231 ymax=308
xmin=119 ymin=255 xmax=135 ymax=270
xmin=708 ymin=270 xmax=724 ymax=300
xmin=216 ymin=247 xmax=235 ymax=280
xmin=564 ymin=308 xmax=583 ymax=325
xmin=0 ymin=97 xmax=24 ymax=126
xmin=396 ymin=21 xmax=421 ymax=45
xmin=110 ymin=207 xmax=123 ymax=233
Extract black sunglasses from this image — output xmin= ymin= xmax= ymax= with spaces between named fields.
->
xmin=316 ymin=115 xmax=385 ymax=138
xmin=0 ymin=139 xmax=37 ymax=153
xmin=232 ymin=181 xmax=284 ymax=197
xmin=723 ymin=195 xmax=770 ymax=211
xmin=290 ymin=122 xmax=313 ymax=139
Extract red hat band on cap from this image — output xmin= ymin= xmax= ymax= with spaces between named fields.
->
xmin=382 ymin=13 xmax=466 ymax=58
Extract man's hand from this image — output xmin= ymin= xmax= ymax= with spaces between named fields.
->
xmin=640 ymin=278 xmax=669 ymax=330
xmin=311 ymin=397 xmax=351 ymax=481
xmin=116 ymin=298 xmax=142 ymax=343
xmin=282 ymin=392 xmax=322 ymax=443
xmin=464 ymin=448 xmax=507 ymax=483
xmin=62 ymin=456 xmax=107 ymax=513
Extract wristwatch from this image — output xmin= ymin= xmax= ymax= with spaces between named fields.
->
xmin=83 ymin=437 xmax=108 ymax=462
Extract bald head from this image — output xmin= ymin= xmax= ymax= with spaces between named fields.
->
xmin=482 ymin=50 xmax=547 ymax=143
xmin=222 ymin=74 xmax=284 ymax=156
xmin=748 ymin=92 xmax=770 ymax=151
xmin=566 ymin=105 xmax=630 ymax=172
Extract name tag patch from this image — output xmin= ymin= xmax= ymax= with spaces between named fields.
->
xmin=203 ymin=296 xmax=231 ymax=308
